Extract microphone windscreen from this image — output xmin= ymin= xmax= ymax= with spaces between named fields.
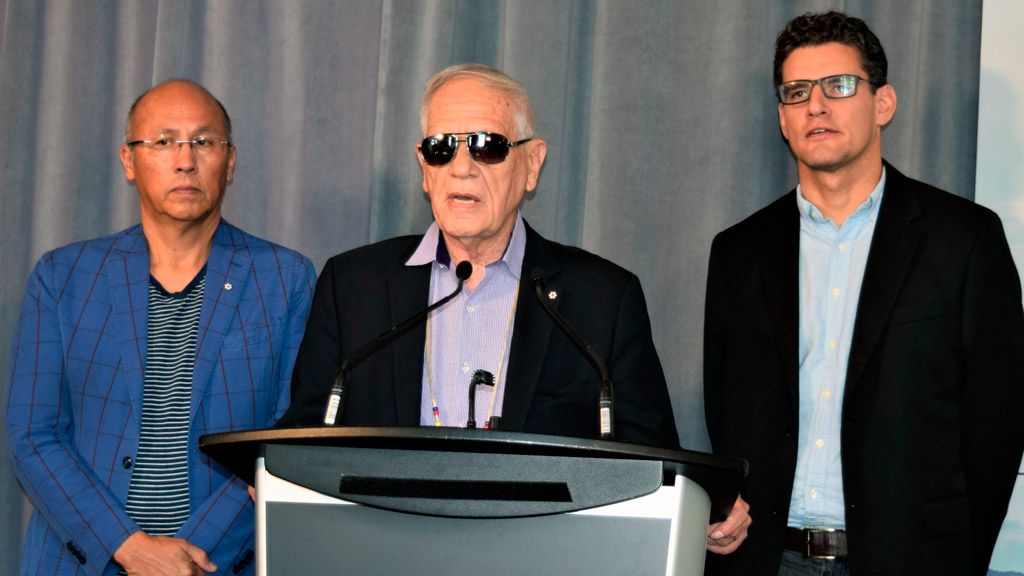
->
xmin=455 ymin=261 xmax=473 ymax=281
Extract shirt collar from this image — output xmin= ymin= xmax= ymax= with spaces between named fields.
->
xmin=405 ymin=212 xmax=527 ymax=280
xmin=796 ymin=166 xmax=887 ymax=225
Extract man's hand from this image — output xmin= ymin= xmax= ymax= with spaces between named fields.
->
xmin=706 ymin=495 xmax=751 ymax=555
xmin=113 ymin=531 xmax=217 ymax=575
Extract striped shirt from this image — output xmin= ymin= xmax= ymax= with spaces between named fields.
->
xmin=124 ymin=269 xmax=205 ymax=536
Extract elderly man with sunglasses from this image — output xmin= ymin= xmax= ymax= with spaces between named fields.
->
xmin=283 ymin=63 xmax=682 ymax=442
xmin=6 ymin=80 xmax=316 ymax=576
xmin=703 ymin=12 xmax=1024 ymax=576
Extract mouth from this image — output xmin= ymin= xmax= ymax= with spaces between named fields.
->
xmin=806 ymin=127 xmax=836 ymax=137
xmin=447 ymin=193 xmax=480 ymax=205
xmin=171 ymin=185 xmax=202 ymax=194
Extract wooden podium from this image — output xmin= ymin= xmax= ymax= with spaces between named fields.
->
xmin=200 ymin=427 xmax=746 ymax=575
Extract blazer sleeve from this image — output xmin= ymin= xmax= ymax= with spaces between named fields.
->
xmin=960 ymin=212 xmax=1024 ymax=574
xmin=5 ymin=255 xmax=139 ymax=576
xmin=607 ymin=274 xmax=680 ymax=448
xmin=275 ymin=256 xmax=344 ymax=428
xmin=177 ymin=253 xmax=316 ymax=574
xmin=703 ymin=234 xmax=727 ymax=449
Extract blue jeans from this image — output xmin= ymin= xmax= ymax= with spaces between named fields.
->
xmin=778 ymin=549 xmax=852 ymax=576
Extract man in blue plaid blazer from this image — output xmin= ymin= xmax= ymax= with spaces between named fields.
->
xmin=5 ymin=80 xmax=316 ymax=575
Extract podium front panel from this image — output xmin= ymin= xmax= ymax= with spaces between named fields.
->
xmin=257 ymin=457 xmax=712 ymax=575
xmin=269 ymin=501 xmax=670 ymax=574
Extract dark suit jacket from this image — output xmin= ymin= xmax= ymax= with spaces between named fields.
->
xmin=5 ymin=220 xmax=316 ymax=576
xmin=703 ymin=163 xmax=1024 ymax=575
xmin=280 ymin=220 xmax=679 ymax=448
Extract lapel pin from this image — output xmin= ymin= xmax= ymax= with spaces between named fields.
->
xmin=224 ymin=283 xmax=233 ymax=290
xmin=548 ymin=290 xmax=557 ymax=300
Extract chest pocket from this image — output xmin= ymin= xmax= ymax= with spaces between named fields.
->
xmin=887 ymin=303 xmax=944 ymax=326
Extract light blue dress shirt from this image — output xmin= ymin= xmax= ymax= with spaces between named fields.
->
xmin=788 ymin=169 xmax=886 ymax=529
xmin=406 ymin=213 xmax=526 ymax=428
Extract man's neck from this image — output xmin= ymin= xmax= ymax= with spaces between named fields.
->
xmin=142 ymin=214 xmax=219 ymax=293
xmin=798 ymin=159 xmax=883 ymax=228
xmin=442 ymin=227 xmax=514 ymax=292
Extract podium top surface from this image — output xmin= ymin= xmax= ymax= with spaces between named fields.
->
xmin=201 ymin=427 xmax=747 ymax=519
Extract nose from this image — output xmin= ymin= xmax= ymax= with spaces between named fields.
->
xmin=173 ymin=141 xmax=198 ymax=173
xmin=806 ymin=83 xmax=830 ymax=116
xmin=447 ymin=139 xmax=476 ymax=177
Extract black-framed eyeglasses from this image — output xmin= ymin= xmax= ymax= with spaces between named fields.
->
xmin=126 ymin=135 xmax=232 ymax=157
xmin=777 ymin=74 xmax=875 ymax=105
xmin=419 ymin=132 xmax=531 ymax=166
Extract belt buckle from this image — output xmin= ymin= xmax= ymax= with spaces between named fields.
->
xmin=804 ymin=526 xmax=836 ymax=559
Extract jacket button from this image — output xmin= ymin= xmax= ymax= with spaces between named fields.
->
xmin=66 ymin=541 xmax=74 ymax=551
xmin=784 ymin=427 xmax=796 ymax=439
xmin=122 ymin=457 xmax=133 ymax=469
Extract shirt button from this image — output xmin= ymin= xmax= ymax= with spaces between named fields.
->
xmin=122 ymin=457 xmax=133 ymax=469
xmin=828 ymin=341 xmax=836 ymax=349
xmin=809 ymin=489 xmax=818 ymax=498
xmin=466 ymin=305 xmax=475 ymax=312
xmin=832 ymin=288 xmax=840 ymax=297
xmin=461 ymin=362 xmax=470 ymax=374
xmin=838 ymin=242 xmax=846 ymax=251
xmin=815 ymin=439 xmax=824 ymax=448
xmin=823 ymin=390 xmax=831 ymax=399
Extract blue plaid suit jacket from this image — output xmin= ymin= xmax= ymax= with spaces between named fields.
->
xmin=6 ymin=220 xmax=316 ymax=576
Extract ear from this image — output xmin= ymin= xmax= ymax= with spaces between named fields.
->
xmin=524 ymin=138 xmax=548 ymax=192
xmin=226 ymin=145 xmax=236 ymax=183
xmin=874 ymin=84 xmax=897 ymax=127
xmin=778 ymin=103 xmax=790 ymax=142
xmin=119 ymin=145 xmax=136 ymax=181
xmin=415 ymin=143 xmax=429 ymax=193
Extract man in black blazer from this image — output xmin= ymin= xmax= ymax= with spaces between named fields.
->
xmin=280 ymin=63 xmax=677 ymax=444
xmin=704 ymin=11 xmax=1024 ymax=576
xmin=282 ymin=62 xmax=751 ymax=553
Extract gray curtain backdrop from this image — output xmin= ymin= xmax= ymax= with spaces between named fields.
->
xmin=0 ymin=0 xmax=981 ymax=571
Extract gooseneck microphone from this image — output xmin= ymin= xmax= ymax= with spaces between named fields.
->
xmin=323 ymin=261 xmax=473 ymax=425
xmin=529 ymin=268 xmax=614 ymax=439
xmin=466 ymin=369 xmax=495 ymax=429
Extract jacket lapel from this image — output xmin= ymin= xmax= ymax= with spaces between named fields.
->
xmin=500 ymin=223 xmax=559 ymax=431
xmin=759 ymin=193 xmax=802 ymax=415
xmin=389 ymin=262 xmax=432 ymax=426
xmin=191 ymin=223 xmax=252 ymax=417
xmin=106 ymin=226 xmax=151 ymax=423
xmin=844 ymin=164 xmax=923 ymax=397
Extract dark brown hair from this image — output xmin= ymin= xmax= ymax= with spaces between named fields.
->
xmin=773 ymin=11 xmax=887 ymax=90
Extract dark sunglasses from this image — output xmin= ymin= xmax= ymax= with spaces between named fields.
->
xmin=419 ymin=132 xmax=532 ymax=166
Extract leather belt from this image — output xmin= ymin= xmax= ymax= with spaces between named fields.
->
xmin=784 ymin=527 xmax=848 ymax=559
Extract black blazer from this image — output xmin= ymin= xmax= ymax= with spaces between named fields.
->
xmin=703 ymin=162 xmax=1024 ymax=575
xmin=280 ymin=221 xmax=680 ymax=449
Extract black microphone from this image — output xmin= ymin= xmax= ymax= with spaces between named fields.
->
xmin=466 ymin=369 xmax=495 ymax=429
xmin=323 ymin=261 xmax=473 ymax=425
xmin=530 ymin=268 xmax=614 ymax=439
